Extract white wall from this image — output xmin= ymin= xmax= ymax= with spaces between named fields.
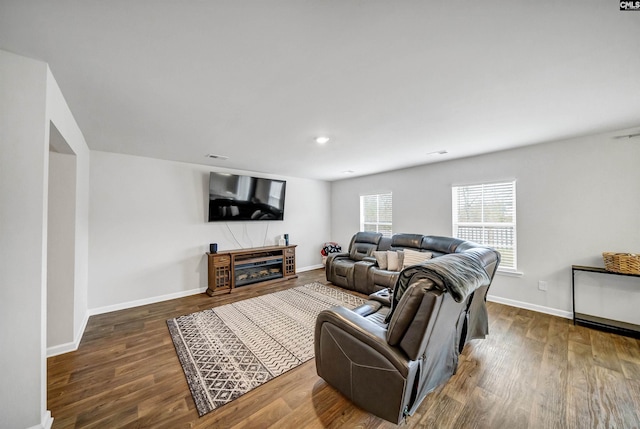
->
xmin=331 ymin=129 xmax=640 ymax=318
xmin=47 ymin=151 xmax=77 ymax=347
xmin=88 ymin=151 xmax=331 ymax=312
xmin=0 ymin=49 xmax=90 ymax=429
xmin=0 ymin=48 xmax=50 ymax=429
xmin=45 ymin=69 xmax=91 ymax=355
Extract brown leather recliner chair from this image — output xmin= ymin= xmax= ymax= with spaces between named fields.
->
xmin=315 ymin=247 xmax=500 ymax=424
xmin=325 ymin=232 xmax=382 ymax=291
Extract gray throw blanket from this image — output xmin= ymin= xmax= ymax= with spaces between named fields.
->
xmin=394 ymin=252 xmax=491 ymax=305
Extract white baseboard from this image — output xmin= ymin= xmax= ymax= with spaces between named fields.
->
xmin=487 ymin=294 xmax=572 ymax=319
xmin=47 ymin=287 xmax=207 ymax=357
xmin=47 ymin=341 xmax=77 ymax=358
xmin=89 ymin=266 xmax=325 ymax=318
xmin=48 ymin=267 xmax=324 ymax=357
xmin=43 ymin=411 xmax=53 ymax=429
xmin=26 ymin=411 xmax=53 ymax=429
xmin=298 ymin=264 xmax=324 ymax=272
xmin=47 ymin=310 xmax=90 ymax=357
xmin=90 ymin=267 xmax=322 ymax=319
xmin=89 ymin=286 xmax=208 ymax=316
xmin=86 ymin=266 xmax=324 ymax=318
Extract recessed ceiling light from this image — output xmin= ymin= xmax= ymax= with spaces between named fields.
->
xmin=342 ymin=170 xmax=355 ymax=174
xmin=206 ymin=154 xmax=229 ymax=160
xmin=315 ymin=136 xmax=330 ymax=144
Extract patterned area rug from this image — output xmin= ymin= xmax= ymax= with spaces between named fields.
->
xmin=167 ymin=282 xmax=365 ymax=416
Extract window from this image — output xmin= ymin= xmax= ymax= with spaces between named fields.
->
xmin=360 ymin=193 xmax=392 ymax=237
xmin=452 ymin=181 xmax=517 ymax=271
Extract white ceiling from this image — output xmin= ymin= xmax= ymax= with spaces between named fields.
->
xmin=1 ymin=1 xmax=639 ymax=181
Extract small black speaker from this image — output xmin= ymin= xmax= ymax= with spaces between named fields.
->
xmin=210 ymin=243 xmax=218 ymax=253
xmin=284 ymin=234 xmax=289 ymax=245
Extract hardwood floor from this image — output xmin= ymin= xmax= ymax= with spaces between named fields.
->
xmin=48 ymin=269 xmax=640 ymax=428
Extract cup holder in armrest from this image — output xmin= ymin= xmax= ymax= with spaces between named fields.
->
xmin=368 ymin=288 xmax=392 ymax=305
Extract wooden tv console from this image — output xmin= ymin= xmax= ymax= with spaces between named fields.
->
xmin=206 ymin=244 xmax=297 ymax=296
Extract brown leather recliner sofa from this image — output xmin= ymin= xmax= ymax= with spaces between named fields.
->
xmin=317 ymin=233 xmax=500 ymax=424
xmin=326 ymin=232 xmax=484 ymax=295
xmin=324 ymin=231 xmax=383 ymax=292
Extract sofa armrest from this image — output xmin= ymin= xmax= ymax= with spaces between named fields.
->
xmin=362 ymin=256 xmax=377 ymax=264
xmin=315 ymin=306 xmax=410 ymax=377
xmin=353 ymin=260 xmax=375 ymax=294
xmin=351 ymin=300 xmax=383 ymax=317
xmin=368 ymin=288 xmax=392 ymax=306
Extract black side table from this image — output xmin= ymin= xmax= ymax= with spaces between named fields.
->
xmin=572 ymin=265 xmax=640 ymax=338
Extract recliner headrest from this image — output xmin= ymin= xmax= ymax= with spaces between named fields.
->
xmin=421 ymin=235 xmax=478 ymax=254
xmin=350 ymin=242 xmax=378 ymax=261
xmin=377 ymin=236 xmax=392 ymax=251
xmin=391 ymin=233 xmax=424 ymax=249
xmin=353 ymin=231 xmax=383 ymax=245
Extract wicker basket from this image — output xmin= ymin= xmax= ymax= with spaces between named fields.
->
xmin=602 ymin=252 xmax=640 ymax=274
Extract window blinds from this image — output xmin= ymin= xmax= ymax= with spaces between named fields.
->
xmin=360 ymin=193 xmax=393 ymax=237
xmin=452 ymin=181 xmax=516 ymax=270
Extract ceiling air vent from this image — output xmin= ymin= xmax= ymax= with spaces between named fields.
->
xmin=206 ymin=154 xmax=229 ymax=160
xmin=612 ymin=132 xmax=640 ymax=140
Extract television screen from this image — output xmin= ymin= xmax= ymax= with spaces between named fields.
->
xmin=208 ymin=172 xmax=286 ymax=221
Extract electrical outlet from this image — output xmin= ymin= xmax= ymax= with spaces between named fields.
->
xmin=538 ymin=280 xmax=548 ymax=291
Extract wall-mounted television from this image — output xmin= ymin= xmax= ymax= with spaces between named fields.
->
xmin=208 ymin=172 xmax=286 ymax=221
